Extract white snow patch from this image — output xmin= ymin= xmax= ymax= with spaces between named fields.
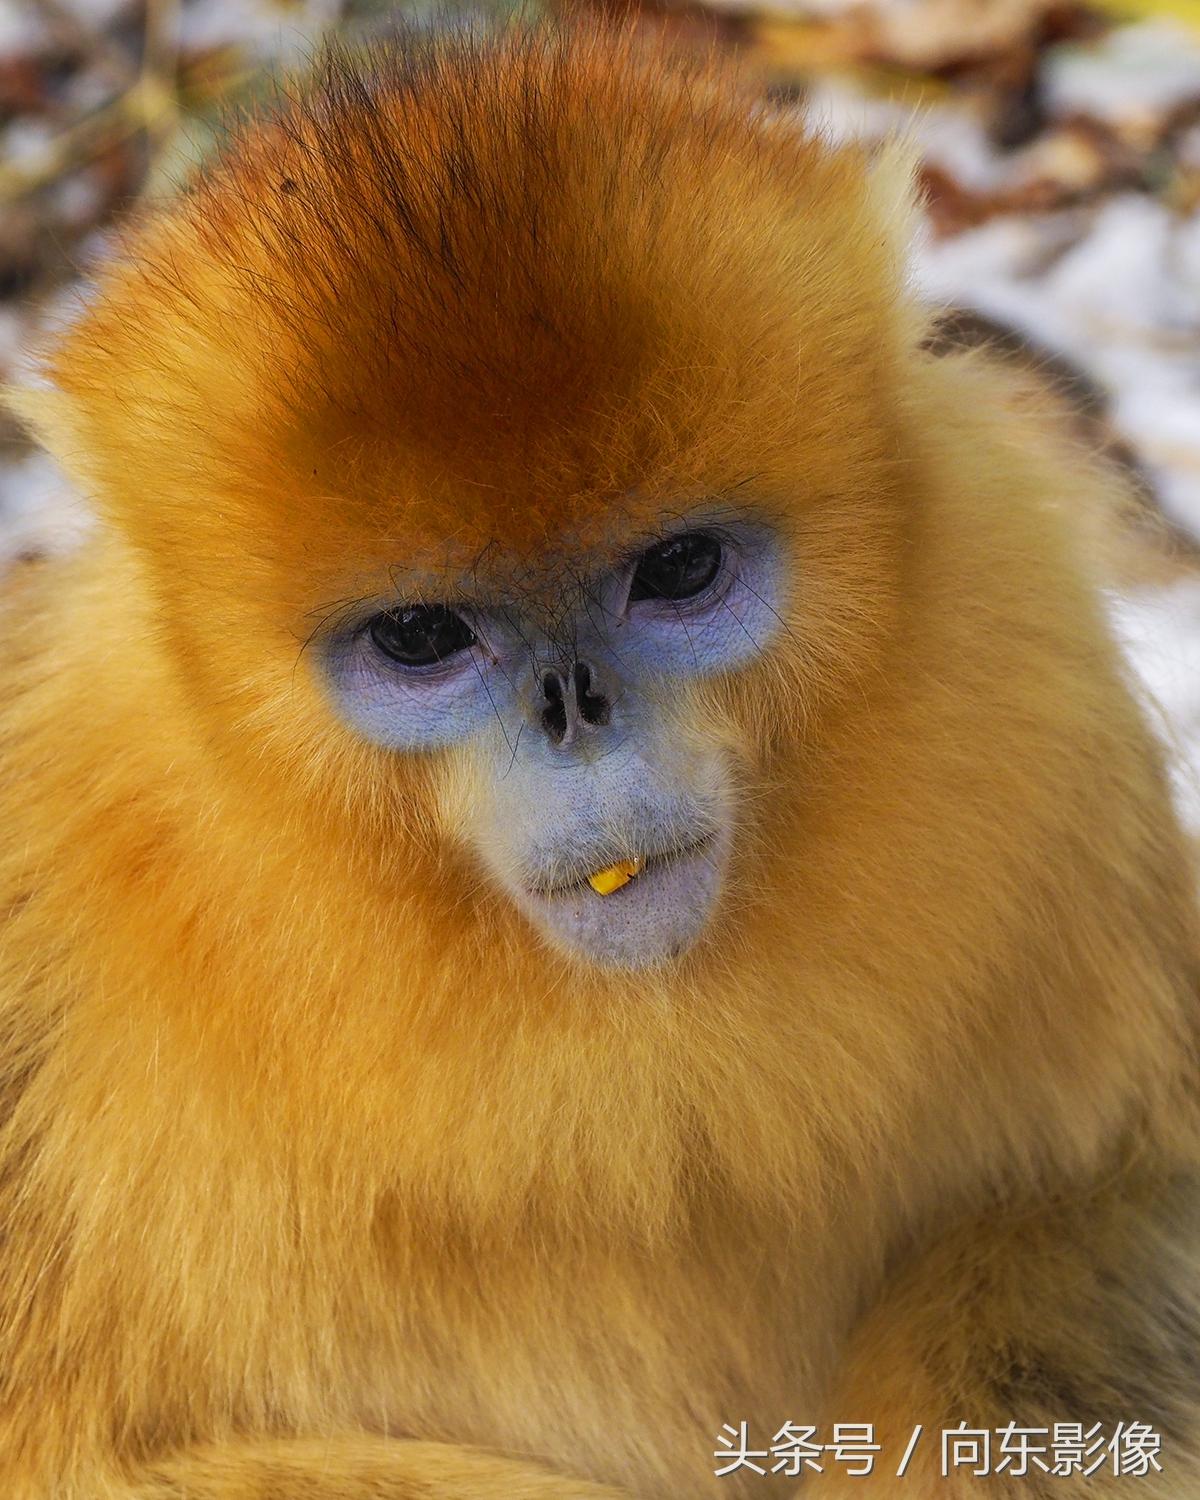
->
xmin=914 ymin=200 xmax=1200 ymax=541
xmin=1109 ymin=582 xmax=1200 ymax=840
xmin=0 ymin=452 xmax=95 ymax=574
xmin=1044 ymin=21 xmax=1200 ymax=129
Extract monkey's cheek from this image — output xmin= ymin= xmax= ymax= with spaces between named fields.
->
xmin=516 ymin=830 xmax=730 ymax=971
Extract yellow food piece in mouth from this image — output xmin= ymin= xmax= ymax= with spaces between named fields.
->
xmin=587 ymin=857 xmax=644 ymax=896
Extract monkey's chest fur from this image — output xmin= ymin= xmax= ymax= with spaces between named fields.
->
xmin=351 ymin=1213 xmax=837 ymax=1498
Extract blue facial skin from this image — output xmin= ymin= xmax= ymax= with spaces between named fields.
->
xmin=320 ymin=516 xmax=785 ymax=969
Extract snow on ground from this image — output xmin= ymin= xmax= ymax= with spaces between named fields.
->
xmin=907 ymin=196 xmax=1200 ymax=833
xmin=1111 ymin=583 xmax=1200 ymax=840
xmin=799 ymin=14 xmax=1200 ymax=840
xmin=915 ymin=199 xmax=1200 ymax=540
xmin=0 ymin=448 xmax=95 ymax=573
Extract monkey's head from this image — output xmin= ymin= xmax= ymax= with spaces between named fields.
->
xmin=24 ymin=27 xmax=915 ymax=974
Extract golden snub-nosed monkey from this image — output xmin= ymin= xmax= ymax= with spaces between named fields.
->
xmin=2 ymin=21 xmax=1199 ymax=1500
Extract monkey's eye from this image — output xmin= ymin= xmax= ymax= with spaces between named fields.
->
xmin=368 ymin=605 xmax=477 ymax=668
xmin=629 ymin=532 xmax=722 ymax=604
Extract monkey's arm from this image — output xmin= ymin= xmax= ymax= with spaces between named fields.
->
xmin=110 ymin=1436 xmax=629 ymax=1500
xmin=808 ymin=1172 xmax=1200 ymax=1498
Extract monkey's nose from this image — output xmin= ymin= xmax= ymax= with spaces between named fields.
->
xmin=539 ymin=660 xmax=611 ymax=746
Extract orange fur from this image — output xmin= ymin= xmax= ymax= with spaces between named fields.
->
xmin=2 ymin=24 xmax=1198 ymax=1499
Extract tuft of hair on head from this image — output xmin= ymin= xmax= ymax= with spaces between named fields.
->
xmin=23 ymin=21 xmax=914 ymax=578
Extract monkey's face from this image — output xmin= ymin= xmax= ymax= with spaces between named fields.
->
xmin=317 ymin=515 xmax=784 ymax=968
xmin=34 ymin=34 xmax=911 ymax=978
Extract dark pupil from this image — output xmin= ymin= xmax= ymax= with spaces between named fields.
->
xmin=629 ymin=532 xmax=722 ymax=603
xmin=369 ymin=604 xmax=476 ymax=666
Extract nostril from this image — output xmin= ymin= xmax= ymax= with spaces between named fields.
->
xmin=542 ymin=701 xmax=567 ymax=744
xmin=574 ymin=661 xmax=610 ymax=728
xmin=541 ymin=671 xmax=568 ymax=745
xmin=539 ymin=664 xmax=609 ymax=743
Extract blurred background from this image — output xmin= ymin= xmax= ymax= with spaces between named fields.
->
xmin=1 ymin=0 xmax=1198 ymax=839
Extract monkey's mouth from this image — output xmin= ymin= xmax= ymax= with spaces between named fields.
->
xmin=529 ymin=836 xmax=716 ymax=901
xmin=516 ymin=829 xmax=729 ymax=970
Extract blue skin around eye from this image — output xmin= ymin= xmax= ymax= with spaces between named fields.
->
xmin=320 ymin=629 xmax=513 ymax=749
xmin=601 ymin=525 xmax=783 ymax=683
xmin=318 ymin=520 xmax=785 ymax=754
